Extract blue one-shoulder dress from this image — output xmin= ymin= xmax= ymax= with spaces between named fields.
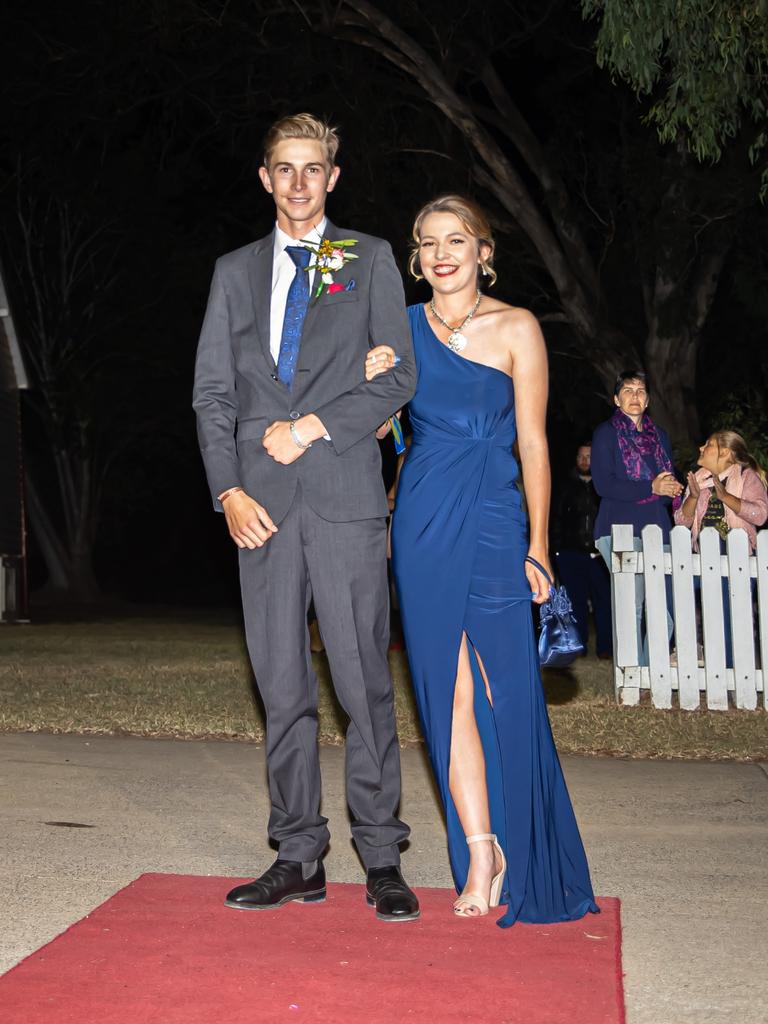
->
xmin=391 ymin=304 xmax=599 ymax=928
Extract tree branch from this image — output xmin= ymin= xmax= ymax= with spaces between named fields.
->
xmin=327 ymin=0 xmax=599 ymax=337
xmin=472 ymin=54 xmax=600 ymax=301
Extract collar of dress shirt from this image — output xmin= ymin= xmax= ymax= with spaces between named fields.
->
xmin=272 ymin=218 xmax=327 ymax=267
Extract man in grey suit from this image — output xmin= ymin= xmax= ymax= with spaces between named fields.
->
xmin=193 ymin=114 xmax=419 ymax=920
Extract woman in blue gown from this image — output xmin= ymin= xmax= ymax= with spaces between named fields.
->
xmin=366 ymin=195 xmax=598 ymax=928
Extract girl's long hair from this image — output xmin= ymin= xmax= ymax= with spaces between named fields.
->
xmin=713 ymin=430 xmax=768 ymax=487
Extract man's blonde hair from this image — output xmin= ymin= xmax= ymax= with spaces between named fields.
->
xmin=263 ymin=113 xmax=340 ymax=170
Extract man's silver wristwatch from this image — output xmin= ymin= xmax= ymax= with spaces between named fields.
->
xmin=289 ymin=422 xmax=312 ymax=450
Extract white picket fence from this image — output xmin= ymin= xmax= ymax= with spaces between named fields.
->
xmin=610 ymin=523 xmax=768 ymax=710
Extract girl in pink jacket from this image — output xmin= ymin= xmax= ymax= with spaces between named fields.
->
xmin=675 ymin=431 xmax=768 ymax=551
xmin=675 ymin=431 xmax=767 ymax=666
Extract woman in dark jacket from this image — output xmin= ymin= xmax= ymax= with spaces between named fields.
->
xmin=591 ymin=370 xmax=682 ymax=664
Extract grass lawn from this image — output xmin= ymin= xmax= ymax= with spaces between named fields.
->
xmin=1 ymin=611 xmax=766 ymax=760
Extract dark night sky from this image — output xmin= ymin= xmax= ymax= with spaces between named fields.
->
xmin=2 ymin=0 xmax=766 ymax=604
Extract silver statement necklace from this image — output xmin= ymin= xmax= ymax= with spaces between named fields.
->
xmin=430 ymin=291 xmax=482 ymax=353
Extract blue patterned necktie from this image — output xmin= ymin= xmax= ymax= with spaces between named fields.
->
xmin=276 ymin=245 xmax=312 ymax=389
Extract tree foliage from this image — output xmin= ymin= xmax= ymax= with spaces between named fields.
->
xmin=582 ymin=0 xmax=768 ymax=175
xmin=311 ymin=0 xmax=764 ymax=449
xmin=709 ymin=390 xmax=768 ymax=475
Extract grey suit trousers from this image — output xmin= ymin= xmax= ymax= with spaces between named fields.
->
xmin=239 ymin=485 xmax=409 ymax=868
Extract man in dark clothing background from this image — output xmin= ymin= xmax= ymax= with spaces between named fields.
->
xmin=553 ymin=444 xmax=612 ymax=659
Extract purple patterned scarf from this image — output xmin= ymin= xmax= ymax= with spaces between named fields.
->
xmin=612 ymin=408 xmax=673 ymax=504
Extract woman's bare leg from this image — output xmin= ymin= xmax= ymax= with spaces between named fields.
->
xmin=449 ymin=634 xmax=503 ymax=915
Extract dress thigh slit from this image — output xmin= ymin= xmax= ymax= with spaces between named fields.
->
xmin=444 ymin=632 xmax=510 ymax=902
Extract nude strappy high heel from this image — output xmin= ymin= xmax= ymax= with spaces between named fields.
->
xmin=452 ymin=833 xmax=507 ymax=917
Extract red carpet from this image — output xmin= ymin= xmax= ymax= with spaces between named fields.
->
xmin=1 ymin=874 xmax=625 ymax=1023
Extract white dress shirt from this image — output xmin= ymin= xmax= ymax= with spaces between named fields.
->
xmin=269 ymin=218 xmax=325 ymax=363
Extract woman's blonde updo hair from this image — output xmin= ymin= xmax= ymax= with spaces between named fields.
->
xmin=408 ymin=194 xmax=497 ymax=286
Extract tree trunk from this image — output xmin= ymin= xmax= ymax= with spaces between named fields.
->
xmin=25 ymin=469 xmax=100 ymax=602
xmin=643 ymin=325 xmax=701 ymax=454
xmin=642 ymin=220 xmax=732 ymax=451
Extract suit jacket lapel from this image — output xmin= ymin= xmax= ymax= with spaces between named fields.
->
xmin=248 ymin=232 xmax=276 ymax=370
xmin=299 ymin=218 xmax=337 ymax=345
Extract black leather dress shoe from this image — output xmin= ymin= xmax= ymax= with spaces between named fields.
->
xmin=366 ymin=866 xmax=420 ymax=922
xmin=225 ymin=858 xmax=326 ymax=910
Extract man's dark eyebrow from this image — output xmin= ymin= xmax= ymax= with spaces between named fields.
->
xmin=273 ymin=162 xmax=323 ymax=170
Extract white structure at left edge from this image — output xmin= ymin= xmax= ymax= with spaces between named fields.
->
xmin=0 ymin=265 xmax=29 ymax=622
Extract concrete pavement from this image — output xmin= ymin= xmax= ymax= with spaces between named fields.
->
xmin=0 ymin=732 xmax=766 ymax=1024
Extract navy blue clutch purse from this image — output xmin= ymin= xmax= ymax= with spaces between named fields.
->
xmin=525 ymin=556 xmax=585 ymax=668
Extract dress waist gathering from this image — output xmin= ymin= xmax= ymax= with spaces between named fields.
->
xmin=410 ymin=425 xmax=517 ymax=447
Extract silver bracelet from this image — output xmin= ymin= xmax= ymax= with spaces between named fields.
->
xmin=289 ymin=422 xmax=312 ymax=450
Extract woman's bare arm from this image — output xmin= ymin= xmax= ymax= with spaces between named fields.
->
xmin=505 ymin=309 xmax=552 ymax=602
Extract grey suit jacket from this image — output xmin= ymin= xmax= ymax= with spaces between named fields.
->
xmin=193 ymin=220 xmax=417 ymax=523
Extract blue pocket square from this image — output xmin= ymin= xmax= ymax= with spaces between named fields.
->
xmin=345 ymin=279 xmax=356 ymax=291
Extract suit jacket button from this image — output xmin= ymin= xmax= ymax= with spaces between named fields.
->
xmin=289 ymin=410 xmax=300 ymax=420
xmin=270 ymin=373 xmax=278 ymax=381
